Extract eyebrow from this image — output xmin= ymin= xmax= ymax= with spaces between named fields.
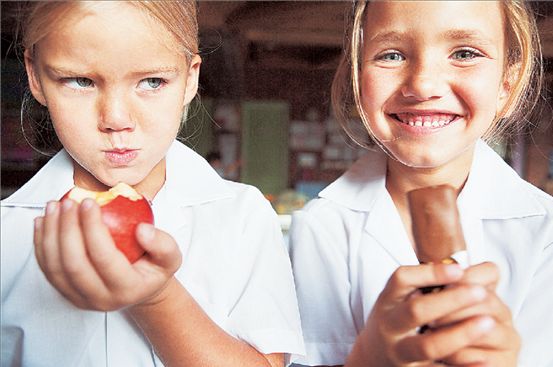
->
xmin=368 ymin=31 xmax=409 ymax=44
xmin=44 ymin=65 xmax=87 ymax=77
xmin=442 ymin=29 xmax=495 ymax=45
xmin=367 ymin=29 xmax=495 ymax=46
xmin=128 ymin=66 xmax=181 ymax=78
xmin=43 ymin=65 xmax=181 ymax=78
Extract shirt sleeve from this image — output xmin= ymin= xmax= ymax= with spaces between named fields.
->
xmin=288 ymin=204 xmax=358 ymax=366
xmin=225 ymin=187 xmax=305 ymax=365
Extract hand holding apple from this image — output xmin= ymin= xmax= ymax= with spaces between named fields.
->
xmin=34 ymin=187 xmax=181 ymax=311
xmin=61 ymin=183 xmax=154 ymax=263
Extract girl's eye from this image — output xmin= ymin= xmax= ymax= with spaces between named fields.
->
xmin=138 ymin=78 xmax=165 ymax=91
xmin=378 ymin=52 xmax=405 ymax=62
xmin=451 ymin=49 xmax=483 ymax=61
xmin=65 ymin=77 xmax=93 ymax=89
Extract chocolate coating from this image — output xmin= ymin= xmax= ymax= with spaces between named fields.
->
xmin=407 ymin=184 xmax=466 ymax=264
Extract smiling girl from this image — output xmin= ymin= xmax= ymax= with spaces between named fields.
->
xmin=1 ymin=2 xmax=304 ymax=366
xmin=290 ymin=1 xmax=552 ymax=366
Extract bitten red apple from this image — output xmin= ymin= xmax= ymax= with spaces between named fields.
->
xmin=61 ymin=183 xmax=154 ymax=263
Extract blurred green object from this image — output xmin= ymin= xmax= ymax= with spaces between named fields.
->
xmin=241 ymin=101 xmax=289 ymax=197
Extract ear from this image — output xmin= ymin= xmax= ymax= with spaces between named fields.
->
xmin=182 ymin=54 xmax=202 ymax=106
xmin=496 ymin=63 xmax=519 ymax=119
xmin=24 ymin=49 xmax=47 ymax=106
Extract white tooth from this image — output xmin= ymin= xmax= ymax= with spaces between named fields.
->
xmin=415 ymin=120 xmax=423 ymax=127
xmin=409 ymin=121 xmax=415 ymax=126
xmin=423 ymin=121 xmax=431 ymax=127
xmin=432 ymin=121 xmax=439 ymax=127
xmin=439 ymin=120 xmax=445 ymax=126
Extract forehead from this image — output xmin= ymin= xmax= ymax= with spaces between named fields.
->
xmin=363 ymin=1 xmax=505 ymax=46
xmin=42 ymin=1 xmax=181 ymax=54
xmin=35 ymin=2 xmax=186 ymax=72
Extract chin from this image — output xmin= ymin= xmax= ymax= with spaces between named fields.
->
xmin=95 ymin=171 xmax=145 ymax=189
xmin=392 ymin=154 xmax=444 ymax=169
xmin=387 ymin=144 xmax=472 ymax=171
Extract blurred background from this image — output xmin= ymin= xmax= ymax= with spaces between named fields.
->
xmin=2 ymin=2 xmax=553 ymax=222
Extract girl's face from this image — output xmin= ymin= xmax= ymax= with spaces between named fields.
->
xmin=25 ymin=2 xmax=200 ymax=197
xmin=360 ymin=1 xmax=510 ymax=170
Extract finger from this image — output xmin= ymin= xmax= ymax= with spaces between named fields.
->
xmin=37 ymin=201 xmax=61 ymax=275
xmin=58 ymin=199 xmax=111 ymax=305
xmin=442 ymin=345 xmax=515 ymax=366
xmin=432 ymin=289 xmax=513 ymax=327
xmin=460 ymin=262 xmax=500 ymax=290
xmin=395 ymin=316 xmax=495 ymax=363
xmin=79 ymin=199 xmax=134 ymax=289
xmin=135 ymin=224 xmax=181 ymax=273
xmin=132 ymin=226 xmax=182 ymax=306
xmin=389 ymin=284 xmax=487 ymax=332
xmin=382 ymin=263 xmax=464 ymax=301
xmin=33 ymin=216 xmax=45 ymax=267
xmin=467 ymin=321 xmax=520 ymax=350
xmin=38 ymin=201 xmax=86 ymax=304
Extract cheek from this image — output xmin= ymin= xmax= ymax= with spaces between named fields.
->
xmin=456 ymin=66 xmax=504 ymax=113
xmin=359 ymin=70 xmax=398 ymax=138
xmin=456 ymin=78 xmax=501 ymax=121
xmin=141 ymin=89 xmax=186 ymax=129
xmin=47 ymin=103 xmax=92 ymax=139
xmin=360 ymin=70 xmax=396 ymax=114
xmin=138 ymin=103 xmax=183 ymax=138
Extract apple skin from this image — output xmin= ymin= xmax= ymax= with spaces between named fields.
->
xmin=61 ymin=185 xmax=154 ymax=263
xmin=99 ymin=195 xmax=154 ymax=263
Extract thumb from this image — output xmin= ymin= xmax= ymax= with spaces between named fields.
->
xmin=135 ymin=223 xmax=182 ymax=273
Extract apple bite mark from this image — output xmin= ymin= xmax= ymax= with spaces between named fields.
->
xmin=61 ymin=183 xmax=154 ymax=263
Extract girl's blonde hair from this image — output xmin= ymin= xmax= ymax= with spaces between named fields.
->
xmin=332 ymin=0 xmax=544 ymax=148
xmin=20 ymin=1 xmax=198 ymax=58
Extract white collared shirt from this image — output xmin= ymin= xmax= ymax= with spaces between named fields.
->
xmin=289 ymin=140 xmax=553 ymax=366
xmin=1 ymin=140 xmax=305 ymax=366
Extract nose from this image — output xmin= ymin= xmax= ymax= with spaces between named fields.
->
xmin=97 ymin=89 xmax=135 ymax=132
xmin=401 ymin=58 xmax=448 ymax=101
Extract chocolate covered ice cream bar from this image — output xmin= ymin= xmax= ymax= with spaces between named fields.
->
xmin=407 ymin=184 xmax=468 ymax=267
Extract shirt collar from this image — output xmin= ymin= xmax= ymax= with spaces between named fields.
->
xmin=1 ymin=150 xmax=74 ymax=208
xmin=2 ymin=140 xmax=234 ymax=208
xmin=458 ymin=140 xmax=545 ymax=219
xmin=319 ymin=140 xmax=545 ymax=219
xmin=162 ymin=140 xmax=234 ymax=207
xmin=319 ymin=147 xmax=387 ymax=212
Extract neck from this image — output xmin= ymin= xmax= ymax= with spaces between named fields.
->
xmin=133 ymin=160 xmax=166 ymax=201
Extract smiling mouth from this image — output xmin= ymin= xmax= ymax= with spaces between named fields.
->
xmin=390 ymin=113 xmax=460 ymax=128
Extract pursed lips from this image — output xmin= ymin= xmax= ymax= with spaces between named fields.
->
xmin=104 ymin=149 xmax=139 ymax=166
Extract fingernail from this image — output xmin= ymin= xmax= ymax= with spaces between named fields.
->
xmin=81 ymin=198 xmax=94 ymax=211
xmin=34 ymin=217 xmax=43 ymax=230
xmin=445 ymin=264 xmax=463 ymax=278
xmin=61 ymin=199 xmax=73 ymax=212
xmin=471 ymin=286 xmax=487 ymax=301
xmin=477 ymin=317 xmax=495 ymax=332
xmin=137 ymin=223 xmax=155 ymax=242
xmin=46 ymin=201 xmax=58 ymax=215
